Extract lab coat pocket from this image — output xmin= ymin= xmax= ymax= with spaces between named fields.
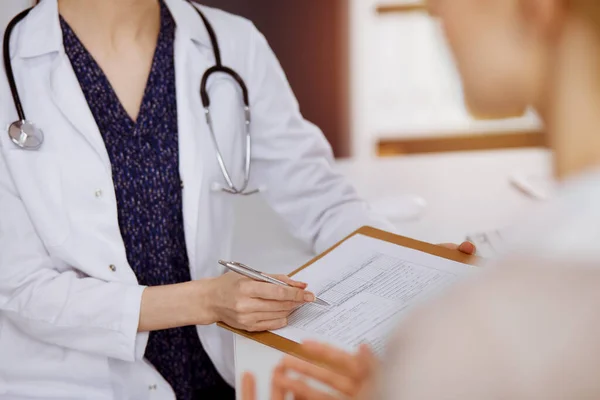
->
xmin=4 ymin=149 xmax=70 ymax=248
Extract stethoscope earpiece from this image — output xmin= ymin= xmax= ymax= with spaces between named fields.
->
xmin=8 ymin=120 xmax=44 ymax=150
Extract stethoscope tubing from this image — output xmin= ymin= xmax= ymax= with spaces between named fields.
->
xmin=3 ymin=2 xmax=258 ymax=195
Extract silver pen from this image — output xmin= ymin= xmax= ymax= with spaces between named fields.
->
xmin=218 ymin=260 xmax=330 ymax=306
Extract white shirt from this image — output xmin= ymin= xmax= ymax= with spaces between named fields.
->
xmin=504 ymin=168 xmax=600 ymax=262
xmin=0 ymin=0 xmax=391 ymax=398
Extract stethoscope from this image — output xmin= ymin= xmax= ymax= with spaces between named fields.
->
xmin=3 ymin=2 xmax=258 ymax=196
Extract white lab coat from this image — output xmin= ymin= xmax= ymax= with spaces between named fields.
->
xmin=0 ymin=0 xmax=391 ymax=398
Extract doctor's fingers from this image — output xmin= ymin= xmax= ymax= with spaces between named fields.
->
xmin=268 ymin=274 xmax=308 ymax=289
xmin=241 ymin=280 xmax=315 ymax=303
xmin=231 ymin=316 xmax=289 ymax=332
xmin=438 ymin=241 xmax=476 ymax=255
xmin=235 ymin=298 xmax=303 ymax=313
xmin=234 ymin=310 xmax=290 ymax=329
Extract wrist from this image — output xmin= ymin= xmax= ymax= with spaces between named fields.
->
xmin=188 ymin=278 xmax=218 ymax=326
xmin=139 ymin=280 xmax=220 ymax=332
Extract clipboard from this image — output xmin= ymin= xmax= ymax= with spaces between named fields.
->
xmin=218 ymin=226 xmax=480 ymax=369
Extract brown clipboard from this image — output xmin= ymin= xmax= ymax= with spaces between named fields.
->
xmin=218 ymin=226 xmax=481 ymax=369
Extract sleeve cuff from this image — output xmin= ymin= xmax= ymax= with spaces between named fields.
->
xmin=119 ymin=284 xmax=149 ymax=362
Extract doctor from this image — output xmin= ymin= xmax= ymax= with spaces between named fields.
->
xmin=0 ymin=0 xmax=474 ymax=399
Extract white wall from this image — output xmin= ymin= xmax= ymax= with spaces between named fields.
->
xmin=1 ymin=0 xmax=34 ymax=34
xmin=349 ymin=0 xmax=541 ymax=159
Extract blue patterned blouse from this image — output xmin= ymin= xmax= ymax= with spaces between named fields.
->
xmin=60 ymin=2 xmax=233 ymax=399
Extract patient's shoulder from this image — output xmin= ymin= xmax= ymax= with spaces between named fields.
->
xmin=380 ymin=263 xmax=600 ymax=399
xmin=508 ymin=169 xmax=600 ymax=263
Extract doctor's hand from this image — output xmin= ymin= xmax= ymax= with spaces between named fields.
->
xmin=438 ymin=241 xmax=476 ymax=255
xmin=206 ymin=272 xmax=314 ymax=332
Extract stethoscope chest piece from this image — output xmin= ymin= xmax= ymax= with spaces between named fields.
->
xmin=8 ymin=120 xmax=44 ymax=150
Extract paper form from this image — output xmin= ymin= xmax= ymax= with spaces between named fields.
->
xmin=272 ymin=234 xmax=475 ymax=355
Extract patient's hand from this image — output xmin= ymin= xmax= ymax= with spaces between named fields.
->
xmin=241 ymin=372 xmax=257 ymax=400
xmin=270 ymin=341 xmax=378 ymax=400
xmin=241 ymin=341 xmax=376 ymax=400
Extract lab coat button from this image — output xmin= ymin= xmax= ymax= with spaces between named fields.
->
xmin=109 ymin=264 xmax=117 ymax=272
xmin=148 ymin=384 xmax=158 ymax=390
xmin=95 ymin=189 xmax=103 ymax=198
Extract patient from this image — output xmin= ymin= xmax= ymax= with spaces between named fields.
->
xmin=243 ymin=0 xmax=600 ymax=398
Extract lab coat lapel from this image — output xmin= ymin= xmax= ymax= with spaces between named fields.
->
xmin=175 ymin=33 xmax=210 ymax=269
xmin=13 ymin=0 xmax=111 ymax=171
xmin=49 ymin=54 xmax=112 ymax=172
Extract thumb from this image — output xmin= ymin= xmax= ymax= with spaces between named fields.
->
xmin=458 ymin=241 xmax=476 ymax=255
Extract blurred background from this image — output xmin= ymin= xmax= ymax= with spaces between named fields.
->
xmin=2 ymin=0 xmax=544 ymax=159
xmin=197 ymin=0 xmax=543 ymax=159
